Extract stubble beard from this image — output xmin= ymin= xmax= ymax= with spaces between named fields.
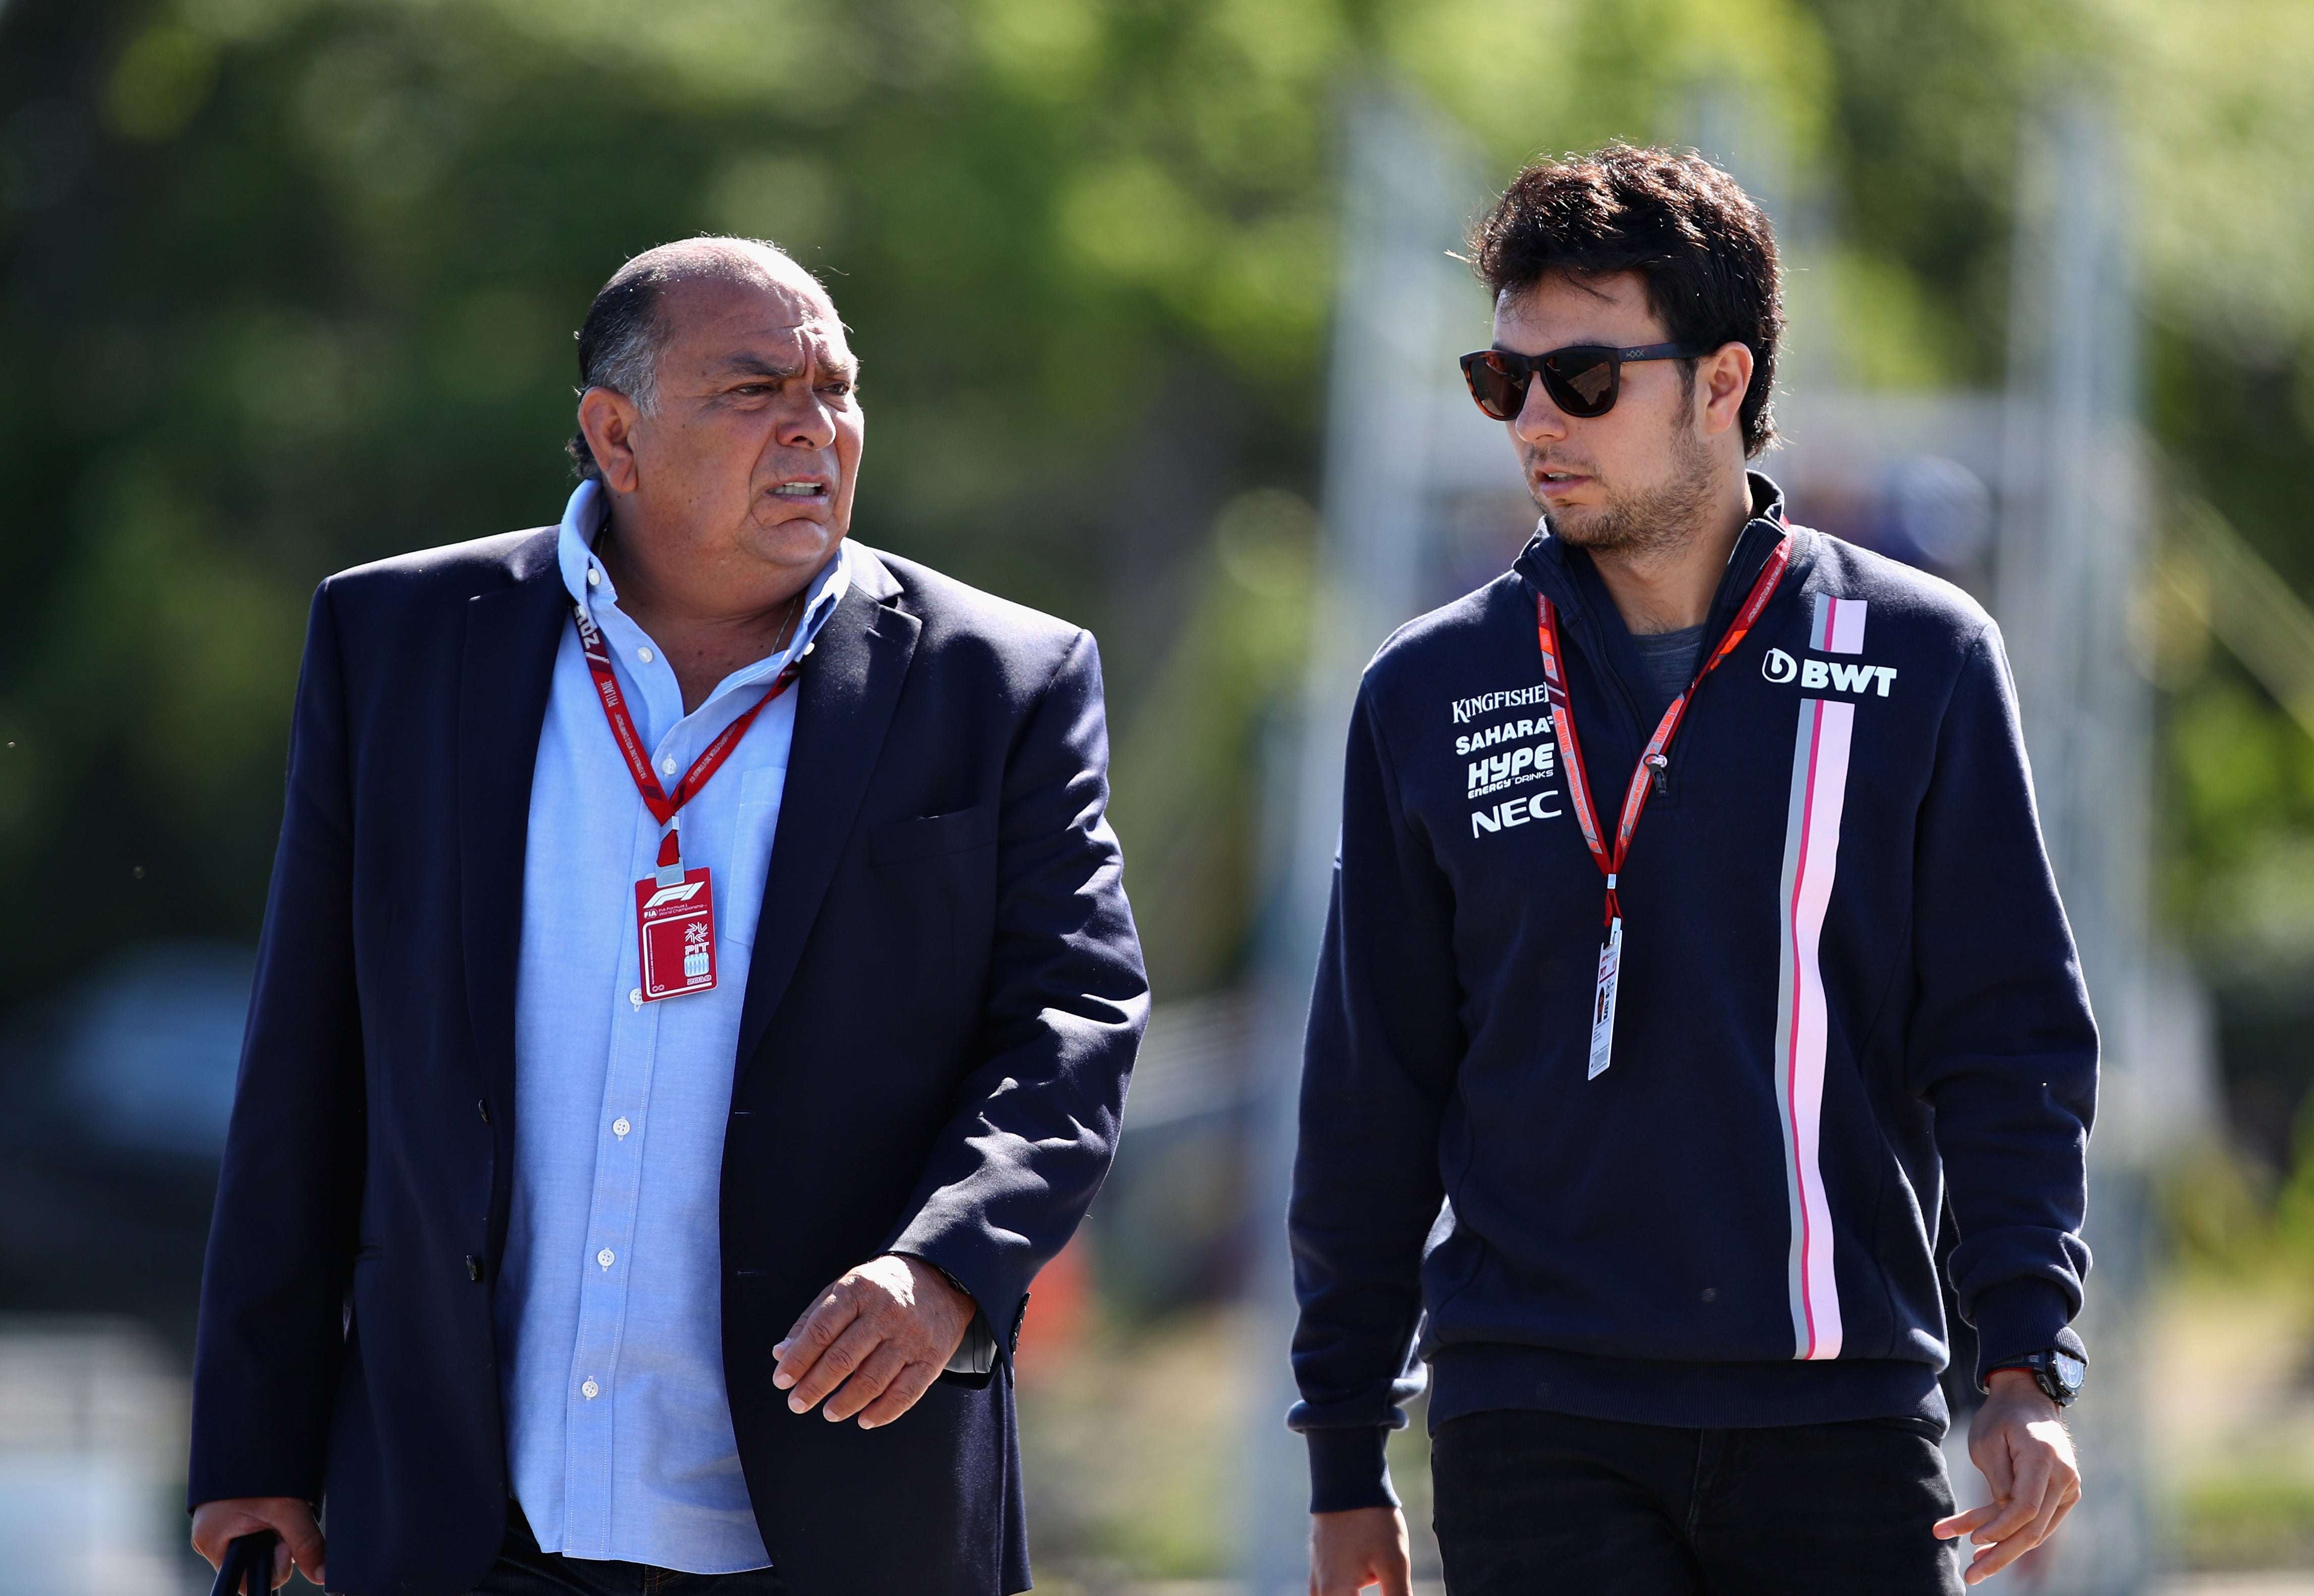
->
xmin=1535 ymin=411 xmax=1721 ymax=558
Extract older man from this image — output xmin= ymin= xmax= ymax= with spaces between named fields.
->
xmin=186 ymin=238 xmax=1147 ymax=1596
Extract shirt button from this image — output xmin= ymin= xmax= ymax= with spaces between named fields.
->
xmin=587 ymin=567 xmax=600 ymax=587
xmin=660 ymin=757 xmax=677 ymax=775
xmin=613 ymin=1117 xmax=631 ymax=1138
xmin=638 ymin=647 xmax=653 ymax=663
xmin=630 ymin=988 xmax=643 ymax=1009
xmin=597 ymin=1248 xmax=616 ymax=1269
xmin=581 ymin=1378 xmax=600 ymax=1399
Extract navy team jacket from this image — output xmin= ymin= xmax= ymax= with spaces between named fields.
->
xmin=1287 ymin=477 xmax=2096 ymax=1509
xmin=188 ymin=529 xmax=1147 ymax=1594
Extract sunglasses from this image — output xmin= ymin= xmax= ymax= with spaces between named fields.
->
xmin=1458 ymin=342 xmax=1714 ymax=421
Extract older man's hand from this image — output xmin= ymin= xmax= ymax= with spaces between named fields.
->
xmin=190 ymin=1496 xmax=325 ymax=1590
xmin=774 ymin=1253 xmax=976 ymax=1429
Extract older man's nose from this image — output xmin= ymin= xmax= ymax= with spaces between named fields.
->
xmin=781 ymin=393 xmax=840 ymax=452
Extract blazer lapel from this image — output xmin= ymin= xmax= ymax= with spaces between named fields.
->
xmin=736 ymin=552 xmax=919 ymax=1067
xmin=460 ymin=532 xmax=569 ymax=1104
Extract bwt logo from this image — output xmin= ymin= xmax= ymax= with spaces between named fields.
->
xmin=1763 ymin=648 xmax=1897 ymax=697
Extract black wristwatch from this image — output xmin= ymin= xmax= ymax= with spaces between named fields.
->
xmin=1988 ymin=1349 xmax=2085 ymax=1407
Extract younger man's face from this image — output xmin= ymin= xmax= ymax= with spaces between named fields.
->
xmin=1492 ymin=271 xmax=1721 ymax=554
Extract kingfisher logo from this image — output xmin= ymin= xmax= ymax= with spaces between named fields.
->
xmin=1451 ymin=686 xmax=1548 ymax=725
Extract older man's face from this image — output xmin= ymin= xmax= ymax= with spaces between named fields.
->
xmin=625 ymin=269 xmax=863 ymax=581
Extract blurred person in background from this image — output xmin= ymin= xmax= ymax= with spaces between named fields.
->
xmin=1290 ymin=148 xmax=2095 ymax=1594
xmin=184 ymin=237 xmax=1146 ymax=1596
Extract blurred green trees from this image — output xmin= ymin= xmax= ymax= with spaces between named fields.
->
xmin=0 ymin=0 xmax=1815 ymax=1011
xmin=1 ymin=0 xmax=2310 ymax=1061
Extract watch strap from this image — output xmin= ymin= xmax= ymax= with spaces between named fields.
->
xmin=1988 ymin=1349 xmax=2082 ymax=1406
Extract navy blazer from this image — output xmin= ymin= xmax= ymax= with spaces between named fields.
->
xmin=188 ymin=528 xmax=1148 ymax=1596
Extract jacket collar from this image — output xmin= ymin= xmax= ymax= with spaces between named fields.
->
xmin=1511 ymin=471 xmax=1795 ymax=737
xmin=1513 ymin=470 xmax=1791 ymax=615
xmin=458 ymin=525 xmax=569 ymax=1268
xmin=734 ymin=542 xmax=916 ymax=1070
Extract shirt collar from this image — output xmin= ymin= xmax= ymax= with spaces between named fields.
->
xmin=553 ymin=478 xmax=854 ymax=692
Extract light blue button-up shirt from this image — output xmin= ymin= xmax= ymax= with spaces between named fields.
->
xmin=495 ymin=480 xmax=851 ymax=1573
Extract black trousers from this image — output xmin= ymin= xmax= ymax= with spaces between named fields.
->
xmin=1430 ymin=1408 xmax=1963 ymax=1596
xmin=468 ymin=1505 xmax=791 ymax=1596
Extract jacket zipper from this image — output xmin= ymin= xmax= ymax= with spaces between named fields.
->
xmin=1527 ymin=521 xmax=1787 ymax=808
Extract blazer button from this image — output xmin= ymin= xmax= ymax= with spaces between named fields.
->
xmin=465 ymin=1256 xmax=483 ymax=1282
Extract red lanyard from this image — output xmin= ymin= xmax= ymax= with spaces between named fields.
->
xmin=1535 ymin=535 xmax=1790 ymax=925
xmin=574 ymin=604 xmax=801 ymax=869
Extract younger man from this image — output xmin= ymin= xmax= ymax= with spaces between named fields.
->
xmin=1291 ymin=147 xmax=2092 ymax=1594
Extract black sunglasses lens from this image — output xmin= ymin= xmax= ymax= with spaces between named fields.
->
xmin=1462 ymin=353 xmax=1526 ymax=420
xmin=1544 ymin=349 xmax=1618 ymax=415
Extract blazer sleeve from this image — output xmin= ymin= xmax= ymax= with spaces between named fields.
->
xmin=885 ymin=627 xmax=1148 ymax=1371
xmin=1908 ymin=621 xmax=2098 ymax=1386
xmin=1287 ymin=682 xmax=1461 ymax=1512
xmin=187 ymin=581 xmax=368 ymax=1508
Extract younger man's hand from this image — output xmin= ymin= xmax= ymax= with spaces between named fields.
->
xmin=1933 ymin=1369 xmax=2082 ymax=1585
xmin=1310 ymin=1505 xmax=1412 ymax=1596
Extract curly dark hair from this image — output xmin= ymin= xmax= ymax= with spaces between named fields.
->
xmin=1468 ymin=144 xmax=1782 ymax=456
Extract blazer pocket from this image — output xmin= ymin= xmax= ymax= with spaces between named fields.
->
xmin=869 ymin=804 xmax=998 ymax=866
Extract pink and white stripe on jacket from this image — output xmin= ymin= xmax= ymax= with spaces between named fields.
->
xmin=1773 ymin=595 xmax=1867 ymax=1359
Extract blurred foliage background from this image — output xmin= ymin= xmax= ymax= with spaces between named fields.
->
xmin=5 ymin=0 xmax=2314 ymax=1581
xmin=4 ymin=0 xmax=2311 ymax=1027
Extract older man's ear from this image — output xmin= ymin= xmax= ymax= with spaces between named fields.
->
xmin=577 ymin=385 xmax=643 ymax=494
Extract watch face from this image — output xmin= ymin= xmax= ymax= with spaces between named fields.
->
xmin=2052 ymin=1351 xmax=2086 ymax=1394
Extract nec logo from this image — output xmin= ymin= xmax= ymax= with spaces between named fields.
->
xmin=1470 ymin=791 xmax=1561 ymax=837
xmin=1762 ymin=649 xmax=1897 ymax=697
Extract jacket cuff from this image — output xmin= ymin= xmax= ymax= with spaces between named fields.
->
xmin=887 ymin=1249 xmax=1003 ymax=1383
xmin=1971 ymin=1278 xmax=2085 ymax=1389
xmin=1306 ymin=1427 xmax=1399 ymax=1514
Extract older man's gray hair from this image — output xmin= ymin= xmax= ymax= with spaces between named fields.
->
xmin=565 ymin=236 xmax=815 ymax=481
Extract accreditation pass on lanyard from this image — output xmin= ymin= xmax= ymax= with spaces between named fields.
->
xmin=1535 ymin=534 xmax=1790 ymax=1077
xmin=575 ymin=605 xmax=802 ymax=1003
